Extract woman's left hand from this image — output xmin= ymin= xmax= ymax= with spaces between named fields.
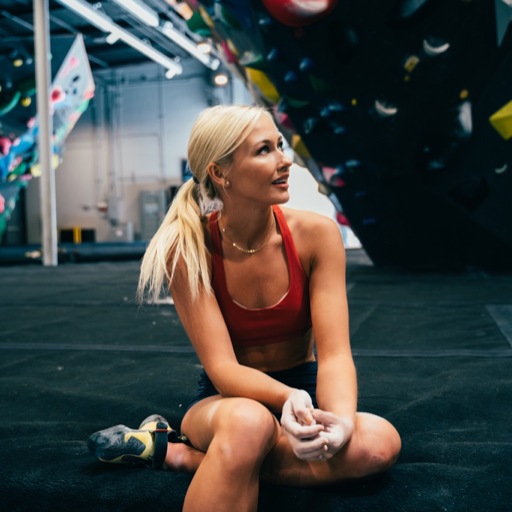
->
xmin=311 ymin=410 xmax=355 ymax=459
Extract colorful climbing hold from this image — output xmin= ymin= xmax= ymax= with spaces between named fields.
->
xmin=299 ymin=58 xmax=314 ymax=72
xmin=489 ymin=100 xmax=512 ymax=139
xmin=283 ymin=95 xmax=310 ymax=108
xmin=267 ymin=48 xmax=280 ymax=62
xmin=261 ymin=0 xmax=338 ymax=27
xmin=246 ymin=68 xmax=281 ymax=104
xmin=291 ymin=134 xmax=312 ymax=158
xmin=309 ymin=75 xmax=332 ymax=95
xmin=284 ymin=71 xmax=298 ymax=82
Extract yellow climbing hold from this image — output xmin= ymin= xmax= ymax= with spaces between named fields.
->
xmin=13 ymin=59 xmax=23 ymax=67
xmin=351 ymin=99 xmax=357 ymax=106
xmin=245 ymin=68 xmax=280 ymax=104
xmin=489 ymin=100 xmax=512 ymax=140
xmin=199 ymin=6 xmax=215 ymax=27
xmin=404 ymin=56 xmax=419 ymax=73
xmin=21 ymin=97 xmax=32 ymax=107
xmin=460 ymin=89 xmax=469 ymax=99
xmin=226 ymin=39 xmax=239 ymax=57
xmin=30 ymin=154 xmax=60 ymax=177
xmin=291 ymin=134 xmax=311 ymax=158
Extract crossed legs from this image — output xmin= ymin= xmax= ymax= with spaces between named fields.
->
xmin=168 ymin=396 xmax=401 ymax=512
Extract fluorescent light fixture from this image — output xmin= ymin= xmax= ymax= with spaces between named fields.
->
xmin=106 ymin=32 xmax=120 ymax=44
xmin=161 ymin=21 xmax=217 ymax=69
xmin=214 ymin=74 xmax=228 ymax=86
xmin=110 ymin=0 xmax=160 ymax=28
xmin=55 ymin=0 xmax=182 ymax=76
xmin=197 ymin=42 xmax=211 ymax=54
xmin=165 ymin=68 xmax=177 ymax=79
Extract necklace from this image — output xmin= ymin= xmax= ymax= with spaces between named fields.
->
xmin=220 ymin=214 xmax=275 ymax=254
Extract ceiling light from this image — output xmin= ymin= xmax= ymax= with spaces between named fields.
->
xmin=165 ymin=68 xmax=177 ymax=79
xmin=56 ymin=0 xmax=182 ymax=76
xmin=214 ymin=74 xmax=228 ymax=86
xmin=197 ymin=42 xmax=211 ymax=54
xmin=161 ymin=21 xmax=217 ymax=69
xmin=110 ymin=0 xmax=160 ymax=27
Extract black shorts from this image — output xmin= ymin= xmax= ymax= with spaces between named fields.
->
xmin=186 ymin=361 xmax=319 ymax=423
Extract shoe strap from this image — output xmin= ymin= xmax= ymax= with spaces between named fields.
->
xmin=152 ymin=422 xmax=169 ymax=470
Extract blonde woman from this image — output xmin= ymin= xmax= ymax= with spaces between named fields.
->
xmin=88 ymin=105 xmax=401 ymax=512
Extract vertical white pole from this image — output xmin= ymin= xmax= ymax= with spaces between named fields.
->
xmin=34 ymin=0 xmax=58 ymax=266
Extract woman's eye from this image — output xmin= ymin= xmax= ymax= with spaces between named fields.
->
xmin=277 ymin=142 xmax=284 ymax=151
xmin=258 ymin=145 xmax=269 ymax=154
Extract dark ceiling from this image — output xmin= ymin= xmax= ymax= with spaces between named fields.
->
xmin=0 ymin=0 xmax=207 ymax=71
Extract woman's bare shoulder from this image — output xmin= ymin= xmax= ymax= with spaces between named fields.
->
xmin=279 ymin=206 xmax=339 ymax=239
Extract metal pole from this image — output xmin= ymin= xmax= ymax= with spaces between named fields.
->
xmin=34 ymin=0 xmax=58 ymax=266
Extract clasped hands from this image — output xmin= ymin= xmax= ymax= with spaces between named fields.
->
xmin=280 ymin=389 xmax=354 ymax=461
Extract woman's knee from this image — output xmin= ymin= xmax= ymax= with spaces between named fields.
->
xmin=348 ymin=413 xmax=401 ymax=478
xmin=212 ymin=398 xmax=280 ymax=465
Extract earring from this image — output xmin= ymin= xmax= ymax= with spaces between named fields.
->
xmin=225 ymin=180 xmax=231 ymax=187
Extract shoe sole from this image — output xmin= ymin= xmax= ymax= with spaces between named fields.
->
xmin=87 ymin=425 xmax=150 ymax=464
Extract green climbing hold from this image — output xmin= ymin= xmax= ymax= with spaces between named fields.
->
xmin=11 ymin=162 xmax=27 ymax=176
xmin=309 ymin=75 xmax=332 ymax=95
xmin=187 ymin=11 xmax=212 ymax=38
xmin=283 ymin=95 xmax=310 ymax=109
xmin=215 ymin=4 xmax=241 ymax=30
xmin=239 ymin=51 xmax=268 ymax=71
xmin=0 ymin=91 xmax=21 ymax=117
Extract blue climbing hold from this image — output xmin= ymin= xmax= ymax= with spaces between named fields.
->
xmin=284 ymin=71 xmax=298 ymax=82
xmin=303 ymin=118 xmax=319 ymax=134
xmin=345 ymin=159 xmax=362 ymax=168
xmin=320 ymin=107 xmax=331 ymax=118
xmin=299 ymin=58 xmax=314 ymax=72
xmin=328 ymin=102 xmax=345 ymax=112
xmin=335 ymin=164 xmax=347 ymax=175
xmin=355 ymin=191 xmax=367 ymax=198
xmin=362 ymin=218 xmax=377 ymax=225
xmin=267 ymin=48 xmax=279 ymax=61
xmin=258 ymin=14 xmax=273 ymax=28
xmin=333 ymin=125 xmax=346 ymax=134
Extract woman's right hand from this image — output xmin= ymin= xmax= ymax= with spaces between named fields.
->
xmin=280 ymin=389 xmax=328 ymax=461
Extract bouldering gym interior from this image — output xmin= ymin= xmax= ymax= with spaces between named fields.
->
xmin=1 ymin=0 xmax=512 ymax=511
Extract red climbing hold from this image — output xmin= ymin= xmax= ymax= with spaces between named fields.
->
xmin=262 ymin=0 xmax=338 ymax=27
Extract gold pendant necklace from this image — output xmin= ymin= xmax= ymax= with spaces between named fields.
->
xmin=219 ymin=215 xmax=275 ymax=255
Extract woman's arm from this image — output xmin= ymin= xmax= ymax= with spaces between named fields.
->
xmin=308 ymin=215 xmax=357 ymax=424
xmin=170 ymin=255 xmax=293 ymax=412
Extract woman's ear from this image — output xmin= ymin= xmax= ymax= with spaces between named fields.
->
xmin=207 ymin=162 xmax=227 ymax=188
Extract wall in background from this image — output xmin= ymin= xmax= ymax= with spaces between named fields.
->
xmin=26 ymin=60 xmax=252 ymax=243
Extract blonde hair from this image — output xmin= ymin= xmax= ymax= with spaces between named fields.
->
xmin=137 ymin=105 xmax=274 ymax=303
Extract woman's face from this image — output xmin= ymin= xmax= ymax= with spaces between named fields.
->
xmin=221 ymin=115 xmax=293 ymax=207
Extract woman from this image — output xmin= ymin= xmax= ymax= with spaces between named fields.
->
xmin=88 ymin=105 xmax=401 ymax=512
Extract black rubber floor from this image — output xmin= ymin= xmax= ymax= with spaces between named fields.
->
xmin=1 ymin=250 xmax=511 ymax=511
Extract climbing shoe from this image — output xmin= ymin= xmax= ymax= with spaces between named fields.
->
xmin=87 ymin=414 xmax=185 ymax=470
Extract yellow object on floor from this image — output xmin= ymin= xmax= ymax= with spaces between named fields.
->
xmin=489 ymin=100 xmax=512 ymax=140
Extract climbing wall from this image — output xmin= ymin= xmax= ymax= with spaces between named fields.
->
xmin=0 ymin=34 xmax=94 ymax=242
xmin=187 ymin=0 xmax=512 ymax=271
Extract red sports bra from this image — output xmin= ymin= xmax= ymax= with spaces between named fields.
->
xmin=209 ymin=205 xmax=312 ymax=347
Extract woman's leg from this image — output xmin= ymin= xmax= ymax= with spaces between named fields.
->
xmin=170 ymin=399 xmax=400 ymax=507
xmin=178 ymin=395 xmax=281 ymax=512
xmin=260 ymin=411 xmax=401 ymax=487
